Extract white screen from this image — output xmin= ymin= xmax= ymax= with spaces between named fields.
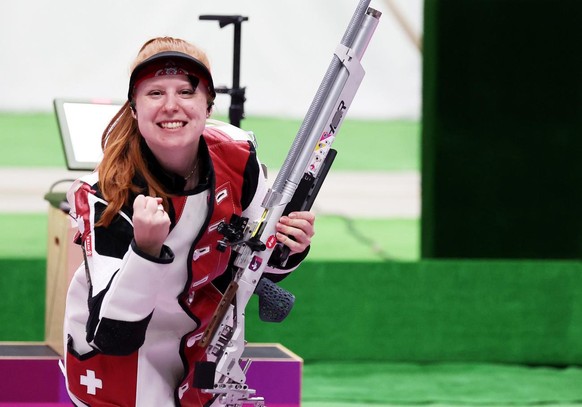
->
xmin=54 ymin=99 xmax=123 ymax=170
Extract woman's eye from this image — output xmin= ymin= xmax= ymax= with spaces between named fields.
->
xmin=148 ymin=90 xmax=163 ymax=97
xmin=180 ymin=89 xmax=195 ymax=96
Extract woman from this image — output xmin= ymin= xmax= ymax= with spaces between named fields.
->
xmin=63 ymin=37 xmax=315 ymax=406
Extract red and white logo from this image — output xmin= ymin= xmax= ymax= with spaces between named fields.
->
xmin=80 ymin=369 xmax=102 ymax=395
xmin=266 ymin=235 xmax=277 ymax=249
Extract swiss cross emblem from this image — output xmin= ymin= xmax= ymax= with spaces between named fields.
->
xmin=80 ymin=369 xmax=102 ymax=395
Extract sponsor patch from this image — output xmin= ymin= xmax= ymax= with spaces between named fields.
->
xmin=85 ymin=234 xmax=93 ymax=256
xmin=249 ymin=255 xmax=263 ymax=271
xmin=266 ymin=235 xmax=277 ymax=249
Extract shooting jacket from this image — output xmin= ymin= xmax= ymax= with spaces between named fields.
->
xmin=63 ymin=124 xmax=302 ymax=406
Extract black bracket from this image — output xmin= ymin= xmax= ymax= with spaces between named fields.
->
xmin=199 ymin=15 xmax=249 ymax=128
xmin=216 ymin=214 xmax=266 ymax=253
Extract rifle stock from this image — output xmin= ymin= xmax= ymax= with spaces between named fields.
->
xmin=197 ymin=2 xmax=381 ymax=405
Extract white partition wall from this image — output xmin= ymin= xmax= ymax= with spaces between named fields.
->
xmin=0 ymin=0 xmax=422 ymax=119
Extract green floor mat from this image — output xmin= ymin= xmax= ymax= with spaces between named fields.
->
xmin=309 ymin=216 xmax=419 ymax=261
xmin=0 ymin=213 xmax=420 ymax=261
xmin=0 ymin=113 xmax=419 ymax=171
xmin=0 ymin=213 xmax=48 ymax=258
xmin=302 ymin=362 xmax=582 ymax=405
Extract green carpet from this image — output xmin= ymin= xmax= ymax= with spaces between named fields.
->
xmin=0 ymin=213 xmax=48 ymax=258
xmin=0 ymin=213 xmax=420 ymax=262
xmin=302 ymin=362 xmax=582 ymax=405
xmin=0 ymin=258 xmax=45 ymax=340
xmin=245 ymin=261 xmax=582 ymax=365
xmin=0 ymin=112 xmax=419 ymax=171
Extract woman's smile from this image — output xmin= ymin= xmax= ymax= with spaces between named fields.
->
xmin=158 ymin=120 xmax=187 ymax=129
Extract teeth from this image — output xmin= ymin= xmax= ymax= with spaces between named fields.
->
xmin=160 ymin=121 xmax=184 ymax=129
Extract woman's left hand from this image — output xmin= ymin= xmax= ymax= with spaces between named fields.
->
xmin=276 ymin=211 xmax=316 ymax=254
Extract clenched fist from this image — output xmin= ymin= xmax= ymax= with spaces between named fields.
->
xmin=133 ymin=195 xmax=171 ymax=257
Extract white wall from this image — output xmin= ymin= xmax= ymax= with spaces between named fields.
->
xmin=0 ymin=0 xmax=422 ymax=119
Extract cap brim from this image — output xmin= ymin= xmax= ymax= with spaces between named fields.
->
xmin=128 ymin=51 xmax=215 ymax=101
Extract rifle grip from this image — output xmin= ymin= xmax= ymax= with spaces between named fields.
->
xmin=193 ymin=361 xmax=217 ymax=389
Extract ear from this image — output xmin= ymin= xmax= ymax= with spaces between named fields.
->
xmin=130 ymin=101 xmax=137 ymax=119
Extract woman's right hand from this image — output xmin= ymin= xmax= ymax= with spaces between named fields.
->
xmin=132 ymin=194 xmax=171 ymax=257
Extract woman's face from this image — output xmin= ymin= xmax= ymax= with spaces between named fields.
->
xmin=133 ymin=74 xmax=209 ymax=162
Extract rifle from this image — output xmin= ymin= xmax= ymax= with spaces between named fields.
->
xmin=195 ymin=1 xmax=381 ymax=405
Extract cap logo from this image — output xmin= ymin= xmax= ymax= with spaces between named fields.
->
xmin=155 ymin=61 xmax=190 ymax=77
xmin=131 ymin=60 xmax=194 ymax=97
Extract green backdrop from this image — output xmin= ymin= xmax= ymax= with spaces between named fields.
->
xmin=4 ymin=257 xmax=582 ymax=366
xmin=421 ymin=0 xmax=582 ymax=258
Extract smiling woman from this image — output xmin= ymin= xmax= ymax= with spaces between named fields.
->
xmin=61 ymin=36 xmax=317 ymax=406
xmin=97 ymin=40 xmax=219 ymax=227
xmin=131 ymin=74 xmax=210 ymax=188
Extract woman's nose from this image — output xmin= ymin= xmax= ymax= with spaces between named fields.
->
xmin=163 ymin=94 xmax=179 ymax=112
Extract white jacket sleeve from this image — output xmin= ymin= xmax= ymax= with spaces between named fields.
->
xmin=67 ymin=176 xmax=174 ymax=355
